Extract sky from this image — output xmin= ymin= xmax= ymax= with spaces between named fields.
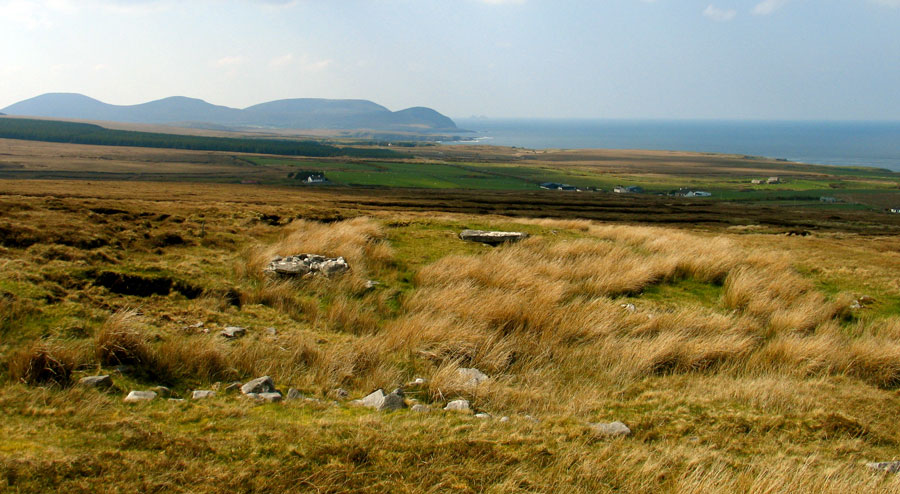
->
xmin=1 ymin=0 xmax=899 ymax=120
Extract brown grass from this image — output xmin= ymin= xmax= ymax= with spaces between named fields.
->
xmin=7 ymin=342 xmax=79 ymax=387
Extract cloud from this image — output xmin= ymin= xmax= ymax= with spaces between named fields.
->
xmin=703 ymin=4 xmax=737 ymax=21
xmin=214 ymin=56 xmax=246 ymax=68
xmin=752 ymin=0 xmax=789 ymax=15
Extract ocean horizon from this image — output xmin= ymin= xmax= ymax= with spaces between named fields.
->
xmin=451 ymin=118 xmax=900 ymax=172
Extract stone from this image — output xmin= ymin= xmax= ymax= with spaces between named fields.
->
xmin=78 ymin=375 xmax=112 ymax=389
xmin=192 ymin=390 xmax=216 ymax=400
xmin=168 ymin=398 xmax=185 ymax=402
xmin=475 ymin=413 xmax=491 ymax=419
xmin=867 ymin=462 xmax=900 ymax=473
xmin=500 ymin=416 xmax=510 ymax=423
xmin=459 ymin=230 xmax=529 ymax=246
xmin=150 ymin=386 xmax=171 ymax=398
xmin=241 ymin=376 xmax=276 ymax=395
xmin=221 ymin=326 xmax=246 ymax=338
xmin=444 ymin=399 xmax=471 ymax=412
xmin=257 ymin=392 xmax=283 ymax=403
xmin=411 ymin=404 xmax=431 ymax=413
xmin=621 ymin=303 xmax=636 ymax=313
xmin=264 ymin=254 xmax=350 ymax=278
xmin=525 ymin=415 xmax=539 ymax=423
xmin=590 ymin=421 xmax=631 ymax=437
xmin=354 ymin=389 xmax=386 ymax=409
xmin=286 ymin=388 xmax=305 ymax=400
xmin=124 ymin=390 xmax=157 ymax=403
xmin=458 ymin=367 xmax=489 ymax=386
xmin=364 ymin=280 xmax=381 ymax=290
xmin=379 ymin=389 xmax=407 ymax=411
xmin=265 ymin=327 xmax=277 ymax=336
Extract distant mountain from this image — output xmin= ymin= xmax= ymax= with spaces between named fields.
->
xmin=1 ymin=93 xmax=460 ymax=133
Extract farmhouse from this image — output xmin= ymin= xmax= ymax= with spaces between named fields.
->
xmin=613 ymin=185 xmax=643 ymax=194
xmin=820 ymin=196 xmax=837 ymax=203
xmin=767 ymin=176 xmax=781 ymax=184
xmin=540 ymin=182 xmax=580 ymax=191
xmin=684 ymin=190 xmax=712 ymax=198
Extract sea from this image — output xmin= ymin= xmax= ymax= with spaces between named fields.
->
xmin=450 ymin=119 xmax=900 ymax=172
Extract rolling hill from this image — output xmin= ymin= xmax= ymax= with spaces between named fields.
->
xmin=1 ymin=93 xmax=460 ymax=133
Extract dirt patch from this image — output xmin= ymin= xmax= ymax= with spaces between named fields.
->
xmin=92 ymin=271 xmax=202 ymax=299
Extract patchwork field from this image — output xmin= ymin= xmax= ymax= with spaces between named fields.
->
xmin=2 ymin=178 xmax=900 ymax=493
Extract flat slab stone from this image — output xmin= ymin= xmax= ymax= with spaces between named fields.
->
xmin=78 ymin=375 xmax=112 ymax=389
xmin=411 ymin=404 xmax=431 ymax=413
xmin=458 ymin=367 xmax=489 ymax=386
xmin=265 ymin=254 xmax=349 ymax=277
xmin=257 ymin=392 xmax=283 ymax=403
xmin=221 ymin=326 xmax=246 ymax=338
xmin=124 ymin=390 xmax=157 ymax=403
xmin=353 ymin=389 xmax=386 ymax=409
xmin=241 ymin=376 xmax=276 ymax=395
xmin=379 ymin=390 xmax=407 ymax=411
xmin=444 ymin=399 xmax=471 ymax=412
xmin=590 ymin=421 xmax=631 ymax=437
xmin=459 ymin=230 xmax=529 ymax=245
xmin=192 ymin=390 xmax=216 ymax=400
xmin=867 ymin=462 xmax=900 ymax=473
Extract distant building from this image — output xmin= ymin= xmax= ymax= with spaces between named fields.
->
xmin=684 ymin=190 xmax=712 ymax=198
xmin=305 ymin=173 xmax=326 ymax=184
xmin=614 ymin=185 xmax=643 ymax=194
xmin=820 ymin=196 xmax=837 ymax=203
xmin=890 ymin=208 xmax=900 ymax=214
xmin=751 ymin=179 xmax=763 ymax=185
xmin=767 ymin=177 xmax=781 ymax=184
xmin=540 ymin=182 xmax=579 ymax=191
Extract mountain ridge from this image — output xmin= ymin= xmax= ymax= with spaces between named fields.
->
xmin=1 ymin=93 xmax=459 ymax=133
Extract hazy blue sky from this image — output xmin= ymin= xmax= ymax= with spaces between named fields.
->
xmin=2 ymin=0 xmax=899 ymax=119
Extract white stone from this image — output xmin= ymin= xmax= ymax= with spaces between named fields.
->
xmin=124 ymin=390 xmax=157 ymax=403
xmin=444 ymin=399 xmax=471 ymax=412
xmin=192 ymin=390 xmax=216 ymax=400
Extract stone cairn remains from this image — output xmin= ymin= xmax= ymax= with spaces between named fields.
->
xmin=264 ymin=254 xmax=350 ymax=278
xmin=459 ymin=230 xmax=529 ymax=246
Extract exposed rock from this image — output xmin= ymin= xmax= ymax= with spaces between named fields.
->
xmin=257 ymin=392 xmax=283 ymax=403
xmin=500 ymin=416 xmax=510 ymax=422
xmin=411 ymin=404 xmax=431 ymax=413
xmin=241 ymin=376 xmax=276 ymax=395
xmin=458 ymin=367 xmax=489 ymax=386
xmin=168 ymin=398 xmax=185 ymax=402
xmin=353 ymin=389 xmax=386 ymax=409
xmin=265 ymin=254 xmax=349 ymax=278
xmin=124 ymin=390 xmax=157 ymax=403
xmin=525 ymin=415 xmax=539 ymax=423
xmin=150 ymin=386 xmax=171 ymax=398
xmin=379 ymin=389 xmax=407 ymax=411
xmin=621 ymin=303 xmax=636 ymax=313
xmin=851 ymin=296 xmax=876 ymax=310
xmin=475 ymin=413 xmax=491 ymax=419
xmin=365 ymin=280 xmax=380 ymax=290
xmin=459 ymin=230 xmax=529 ymax=245
xmin=221 ymin=326 xmax=246 ymax=338
xmin=866 ymin=461 xmax=900 ymax=473
xmin=286 ymin=388 xmax=305 ymax=400
xmin=265 ymin=327 xmax=277 ymax=336
xmin=590 ymin=421 xmax=631 ymax=437
xmin=444 ymin=399 xmax=471 ymax=412
xmin=192 ymin=390 xmax=216 ymax=400
xmin=78 ymin=375 xmax=112 ymax=389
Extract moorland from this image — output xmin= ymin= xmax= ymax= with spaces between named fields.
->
xmin=2 ymin=121 xmax=900 ymax=493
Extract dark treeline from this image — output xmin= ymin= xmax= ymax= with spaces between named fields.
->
xmin=0 ymin=118 xmax=403 ymax=159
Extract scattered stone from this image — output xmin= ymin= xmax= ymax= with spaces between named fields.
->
xmin=257 ymin=392 xmax=283 ymax=403
xmin=241 ymin=376 xmax=276 ymax=395
xmin=329 ymin=388 xmax=349 ymax=400
xmin=78 ymin=375 xmax=112 ymax=389
xmin=621 ymin=303 xmax=636 ymax=313
xmin=286 ymin=388 xmax=305 ymax=400
xmin=444 ymin=399 xmax=471 ymax=412
xmin=354 ymin=389 xmax=386 ymax=409
xmin=500 ymin=416 xmax=510 ymax=423
xmin=379 ymin=389 xmax=407 ymax=411
xmin=150 ymin=386 xmax=171 ymax=398
xmin=190 ymin=322 xmax=204 ymax=329
xmin=364 ymin=280 xmax=380 ymax=290
xmin=224 ymin=381 xmax=242 ymax=393
xmin=458 ymin=367 xmax=490 ymax=386
xmin=124 ymin=390 xmax=157 ymax=403
xmin=590 ymin=421 xmax=631 ymax=437
xmin=525 ymin=415 xmax=539 ymax=423
xmin=475 ymin=413 xmax=491 ymax=419
xmin=411 ymin=404 xmax=431 ymax=413
xmin=221 ymin=326 xmax=247 ymax=338
xmin=168 ymin=398 xmax=185 ymax=402
xmin=851 ymin=296 xmax=876 ymax=310
xmin=866 ymin=462 xmax=900 ymax=473
xmin=265 ymin=254 xmax=350 ymax=277
xmin=459 ymin=230 xmax=529 ymax=246
xmin=265 ymin=327 xmax=277 ymax=336
xmin=192 ymin=390 xmax=216 ymax=400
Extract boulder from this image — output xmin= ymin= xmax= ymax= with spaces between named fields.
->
xmin=265 ymin=254 xmax=349 ymax=278
xmin=411 ymin=404 xmax=431 ymax=413
xmin=459 ymin=230 xmax=529 ymax=246
xmin=475 ymin=413 xmax=491 ymax=419
xmin=354 ymin=389 xmax=386 ymax=409
xmin=444 ymin=399 xmax=471 ymax=412
xmin=458 ymin=367 xmax=489 ymax=386
xmin=257 ymin=392 xmax=283 ymax=403
xmin=221 ymin=326 xmax=246 ymax=338
xmin=866 ymin=462 xmax=900 ymax=473
xmin=500 ymin=416 xmax=510 ymax=423
xmin=379 ymin=389 xmax=407 ymax=411
xmin=241 ymin=376 xmax=276 ymax=395
xmin=286 ymin=388 xmax=305 ymax=400
xmin=590 ymin=421 xmax=631 ymax=437
xmin=124 ymin=390 xmax=157 ymax=403
xmin=224 ymin=381 xmax=242 ymax=393
xmin=192 ymin=390 xmax=216 ymax=400
xmin=78 ymin=375 xmax=112 ymax=389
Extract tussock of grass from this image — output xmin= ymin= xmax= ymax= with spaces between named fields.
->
xmin=7 ymin=342 xmax=80 ymax=387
